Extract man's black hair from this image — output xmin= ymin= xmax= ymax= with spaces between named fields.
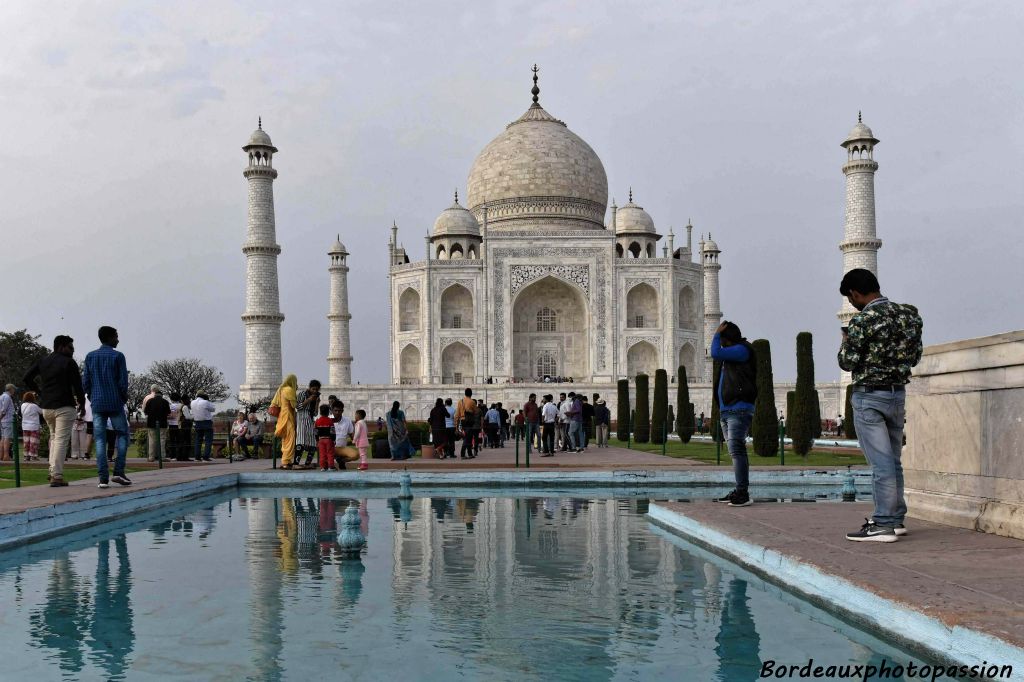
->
xmin=465 ymin=388 xmax=473 ymax=397
xmin=53 ymin=335 xmax=73 ymax=350
xmin=98 ymin=326 xmax=117 ymax=344
xmin=720 ymin=321 xmax=743 ymax=344
xmin=309 ymin=379 xmax=321 ymax=389
xmin=839 ymin=268 xmax=881 ymax=297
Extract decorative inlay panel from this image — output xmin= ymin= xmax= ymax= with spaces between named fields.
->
xmin=440 ymin=337 xmax=476 ymax=352
xmin=510 ymin=264 xmax=589 ymax=295
xmin=625 ymin=335 xmax=661 ymax=348
xmin=438 ymin=278 xmax=476 ymax=292
xmin=624 ymin=277 xmax=661 ymax=291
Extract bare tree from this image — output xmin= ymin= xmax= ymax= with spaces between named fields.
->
xmin=127 ymin=371 xmax=155 ymax=415
xmin=147 ymin=358 xmax=230 ymax=402
xmin=237 ymin=393 xmax=274 ymax=415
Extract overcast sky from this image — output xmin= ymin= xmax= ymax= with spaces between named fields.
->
xmin=2 ymin=1 xmax=1022 ymax=394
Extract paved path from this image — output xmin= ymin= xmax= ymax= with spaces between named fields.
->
xmin=651 ymin=500 xmax=1024 ymax=654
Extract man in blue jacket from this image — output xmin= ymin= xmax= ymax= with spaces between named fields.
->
xmin=83 ymin=326 xmax=131 ymax=488
xmin=711 ymin=321 xmax=758 ymax=507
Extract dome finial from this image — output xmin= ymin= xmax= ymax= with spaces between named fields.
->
xmin=858 ymin=110 xmax=862 ymax=123
xmin=258 ymin=116 xmax=262 ymax=130
xmin=454 ymin=188 xmax=458 ymax=203
xmin=531 ymin=64 xmax=540 ymax=105
xmin=628 ymin=187 xmax=633 ymax=203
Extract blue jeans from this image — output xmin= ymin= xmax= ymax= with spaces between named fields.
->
xmin=569 ymin=421 xmax=584 ymax=450
xmin=852 ymin=388 xmax=907 ymax=527
xmin=93 ymin=410 xmax=129 ymax=481
xmin=720 ymin=407 xmax=754 ymax=491
xmin=193 ymin=420 xmax=213 ymax=460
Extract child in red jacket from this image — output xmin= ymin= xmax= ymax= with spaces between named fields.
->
xmin=314 ymin=404 xmax=337 ymax=471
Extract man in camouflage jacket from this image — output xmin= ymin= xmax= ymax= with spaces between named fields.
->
xmin=838 ymin=269 xmax=923 ymax=543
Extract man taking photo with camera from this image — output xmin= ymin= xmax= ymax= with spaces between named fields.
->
xmin=838 ymin=268 xmax=923 ymax=543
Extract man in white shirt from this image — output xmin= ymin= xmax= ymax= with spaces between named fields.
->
xmin=332 ymin=402 xmax=354 ymax=446
xmin=0 ymin=384 xmax=16 ymax=462
xmin=444 ymin=398 xmax=456 ymax=458
xmin=557 ymin=393 xmax=571 ymax=452
xmin=190 ymin=393 xmax=216 ymax=462
xmin=541 ymin=395 xmax=559 ymax=456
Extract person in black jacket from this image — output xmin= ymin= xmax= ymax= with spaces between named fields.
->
xmin=23 ymin=334 xmax=85 ymax=486
xmin=710 ymin=321 xmax=758 ymax=507
xmin=143 ymin=389 xmax=171 ymax=462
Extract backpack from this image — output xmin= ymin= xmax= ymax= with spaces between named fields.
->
xmin=461 ymin=400 xmax=478 ymax=429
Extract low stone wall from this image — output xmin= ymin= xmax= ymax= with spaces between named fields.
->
xmin=905 ymin=330 xmax=1024 ymax=539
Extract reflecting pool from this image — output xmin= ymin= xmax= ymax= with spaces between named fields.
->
xmin=0 ymin=489 xmax=929 ymax=680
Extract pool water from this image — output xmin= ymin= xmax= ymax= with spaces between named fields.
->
xmin=0 ymin=489 xmax=928 ymax=681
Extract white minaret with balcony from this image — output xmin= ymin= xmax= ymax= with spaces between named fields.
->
xmin=240 ymin=119 xmax=284 ymax=401
xmin=701 ymin=234 xmax=722 ymax=382
xmin=328 ymin=236 xmax=353 ymax=386
xmin=837 ymin=113 xmax=881 ymax=327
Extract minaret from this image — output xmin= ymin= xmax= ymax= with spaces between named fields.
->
xmin=327 ymin=236 xmax=353 ymax=386
xmin=702 ymin=233 xmax=722 ymax=382
xmin=240 ymin=119 xmax=284 ymax=401
xmin=837 ymin=112 xmax=881 ymax=326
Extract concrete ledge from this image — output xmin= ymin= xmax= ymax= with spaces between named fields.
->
xmin=0 ymin=474 xmax=238 ymax=550
xmin=648 ymin=502 xmax=1024 ymax=670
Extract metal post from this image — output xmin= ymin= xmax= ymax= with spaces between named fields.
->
xmin=779 ymin=421 xmax=785 ymax=466
xmin=715 ymin=420 xmax=721 ymax=465
xmin=156 ymin=425 xmax=163 ymax=470
xmin=515 ymin=429 xmax=520 ymax=468
xmin=627 ymin=409 xmax=634 ymax=449
xmin=13 ymin=415 xmax=22 ymax=488
xmin=272 ymin=436 xmax=279 ymax=469
xmin=525 ymin=427 xmax=530 ymax=469
xmin=662 ymin=416 xmax=667 ymax=457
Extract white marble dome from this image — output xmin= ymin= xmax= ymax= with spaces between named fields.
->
xmin=615 ymin=196 xmax=656 ymax=234
xmin=432 ymin=196 xmax=480 ymax=236
xmin=842 ymin=117 xmax=878 ymax=147
xmin=465 ymin=103 xmax=608 ymax=229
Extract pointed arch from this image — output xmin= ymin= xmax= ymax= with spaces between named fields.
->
xmin=398 ymin=288 xmax=420 ymax=332
xmin=441 ymin=284 xmax=473 ymax=329
xmin=399 ymin=344 xmax=421 ymax=384
xmin=626 ymin=283 xmax=659 ymax=328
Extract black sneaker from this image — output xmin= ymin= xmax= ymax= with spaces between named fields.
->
xmin=846 ymin=518 xmax=898 ymax=543
xmin=112 ymin=474 xmax=132 ymax=486
xmin=98 ymin=479 xmax=110 ymax=489
xmin=728 ymin=491 xmax=752 ymax=507
xmin=715 ymin=489 xmax=738 ymax=503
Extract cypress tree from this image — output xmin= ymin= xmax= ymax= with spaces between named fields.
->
xmin=667 ymin=404 xmax=675 ymax=435
xmin=676 ymin=366 xmax=695 ymax=443
xmin=710 ymin=360 xmax=723 ymax=443
xmin=634 ymin=373 xmax=651 ymax=443
xmin=786 ymin=391 xmax=795 ymax=427
xmin=789 ymin=332 xmax=816 ymax=456
xmin=651 ymin=369 xmax=668 ymax=444
xmin=751 ymin=339 xmax=778 ymax=457
xmin=843 ymin=384 xmax=857 ymax=439
xmin=616 ymin=379 xmax=630 ymax=441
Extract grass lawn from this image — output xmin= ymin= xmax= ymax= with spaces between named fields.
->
xmin=0 ymin=447 xmax=148 ymax=489
xmin=623 ymin=439 xmax=868 ymax=467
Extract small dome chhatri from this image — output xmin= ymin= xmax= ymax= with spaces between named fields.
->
xmin=329 ymin=234 xmax=348 ymax=255
xmin=842 ymin=111 xmax=879 ymax=148
xmin=432 ymin=190 xmax=481 ymax=237
xmin=244 ymin=117 xmax=277 ymax=151
xmin=614 ymin=188 xmax=656 ymax=235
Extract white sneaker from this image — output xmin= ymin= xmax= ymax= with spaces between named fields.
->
xmin=98 ymin=481 xmax=109 ymax=489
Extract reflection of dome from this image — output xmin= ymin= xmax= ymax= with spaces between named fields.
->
xmin=465 ymin=102 xmax=608 ymax=229
xmin=615 ymin=194 xmax=656 ymax=234
xmin=432 ymin=195 xmax=480 ymax=237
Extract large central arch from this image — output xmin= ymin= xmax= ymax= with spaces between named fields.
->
xmin=511 ymin=276 xmax=589 ymax=380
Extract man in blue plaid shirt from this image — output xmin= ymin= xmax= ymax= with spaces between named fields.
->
xmin=83 ymin=326 xmax=131 ymax=488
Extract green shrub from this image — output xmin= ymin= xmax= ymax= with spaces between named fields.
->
xmin=789 ymin=332 xmax=816 ymax=456
xmin=634 ymin=373 xmax=650 ymax=443
xmin=616 ymin=379 xmax=630 ymax=441
xmin=651 ymin=369 xmax=668 ymax=444
xmin=676 ymin=366 xmax=695 ymax=443
xmin=710 ymin=360 xmax=723 ymax=442
xmin=751 ymin=339 xmax=778 ymax=457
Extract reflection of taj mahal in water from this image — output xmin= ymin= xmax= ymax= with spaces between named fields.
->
xmin=238 ymin=70 xmax=886 ymax=420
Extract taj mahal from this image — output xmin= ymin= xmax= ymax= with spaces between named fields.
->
xmin=237 ymin=69 xmax=885 ymax=421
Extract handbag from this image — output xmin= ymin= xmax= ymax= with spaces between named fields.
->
xmin=268 ymin=404 xmax=281 ymax=418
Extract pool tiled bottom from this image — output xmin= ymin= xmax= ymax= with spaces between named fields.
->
xmin=0 ymin=490 xmax=931 ymax=680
